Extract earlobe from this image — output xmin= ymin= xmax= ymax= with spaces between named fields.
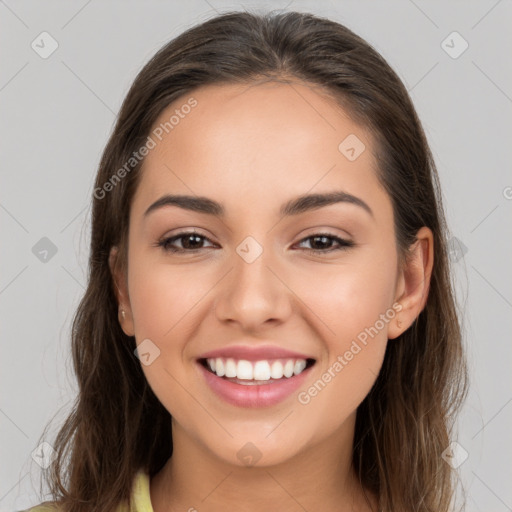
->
xmin=109 ymin=246 xmax=135 ymax=337
xmin=388 ymin=227 xmax=434 ymax=340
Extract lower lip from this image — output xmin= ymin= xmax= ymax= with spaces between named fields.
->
xmin=198 ymin=361 xmax=314 ymax=408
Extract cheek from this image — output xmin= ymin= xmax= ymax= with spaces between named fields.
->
xmin=126 ymin=257 xmax=211 ymax=419
xmin=128 ymin=254 xmax=214 ymax=340
xmin=126 ymin=254 xmax=222 ymax=397
xmin=294 ymin=288 xmax=391 ymax=431
xmin=290 ymin=248 xmax=396 ymax=407
xmin=290 ymin=248 xmax=397 ymax=343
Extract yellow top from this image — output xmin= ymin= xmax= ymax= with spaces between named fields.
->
xmin=24 ymin=470 xmax=154 ymax=512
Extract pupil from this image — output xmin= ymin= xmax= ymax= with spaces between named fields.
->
xmin=184 ymin=235 xmax=202 ymax=249
xmin=312 ymin=236 xmax=330 ymax=249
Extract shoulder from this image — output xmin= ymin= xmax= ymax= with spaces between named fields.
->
xmin=131 ymin=469 xmax=153 ymax=511
xmin=22 ymin=470 xmax=151 ymax=512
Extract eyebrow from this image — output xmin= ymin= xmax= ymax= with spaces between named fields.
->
xmin=143 ymin=191 xmax=373 ymax=219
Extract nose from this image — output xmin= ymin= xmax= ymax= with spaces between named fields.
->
xmin=213 ymin=245 xmax=293 ymax=331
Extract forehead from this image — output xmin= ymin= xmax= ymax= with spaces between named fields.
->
xmin=131 ymin=81 xmax=389 ymax=220
xmin=150 ymin=80 xmax=362 ymax=161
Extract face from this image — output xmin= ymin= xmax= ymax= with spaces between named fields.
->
xmin=114 ymin=81 xmax=406 ymax=468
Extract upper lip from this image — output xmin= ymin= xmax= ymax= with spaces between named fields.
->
xmin=197 ymin=345 xmax=315 ymax=362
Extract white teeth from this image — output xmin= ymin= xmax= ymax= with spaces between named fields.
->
xmin=253 ymin=361 xmax=271 ymax=380
xmin=224 ymin=358 xmax=237 ymax=378
xmin=283 ymin=360 xmax=294 ymax=378
xmin=205 ymin=357 xmax=310 ymax=381
xmin=294 ymin=360 xmax=307 ymax=375
xmin=270 ymin=360 xmax=284 ymax=379
xmin=236 ymin=360 xmax=253 ymax=380
xmin=215 ymin=358 xmax=225 ymax=377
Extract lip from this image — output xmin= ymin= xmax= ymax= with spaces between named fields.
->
xmin=197 ymin=359 xmax=315 ymax=408
xmin=197 ymin=345 xmax=314 ymax=362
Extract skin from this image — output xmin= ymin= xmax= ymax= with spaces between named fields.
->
xmin=110 ymin=81 xmax=434 ymax=511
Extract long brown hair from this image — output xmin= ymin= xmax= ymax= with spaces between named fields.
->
xmin=34 ymin=10 xmax=469 ymax=512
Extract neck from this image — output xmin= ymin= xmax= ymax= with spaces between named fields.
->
xmin=150 ymin=414 xmax=378 ymax=512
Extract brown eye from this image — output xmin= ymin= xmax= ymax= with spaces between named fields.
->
xmin=158 ymin=232 xmax=215 ymax=253
xmin=296 ymin=233 xmax=354 ymax=253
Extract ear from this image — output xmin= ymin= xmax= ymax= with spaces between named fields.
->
xmin=109 ymin=246 xmax=135 ymax=337
xmin=388 ymin=226 xmax=434 ymax=340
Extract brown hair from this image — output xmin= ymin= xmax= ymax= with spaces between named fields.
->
xmin=34 ymin=10 xmax=469 ymax=512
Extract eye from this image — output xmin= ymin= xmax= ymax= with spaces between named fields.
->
xmin=157 ymin=231 xmax=216 ymax=253
xmin=156 ymin=231 xmax=354 ymax=254
xmin=294 ymin=233 xmax=354 ymax=253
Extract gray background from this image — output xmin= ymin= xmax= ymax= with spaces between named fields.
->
xmin=1 ymin=1 xmax=511 ymax=511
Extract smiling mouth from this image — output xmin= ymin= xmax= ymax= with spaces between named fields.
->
xmin=198 ymin=357 xmax=316 ymax=384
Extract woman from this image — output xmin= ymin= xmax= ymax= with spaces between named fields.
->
xmin=29 ymin=10 xmax=468 ymax=512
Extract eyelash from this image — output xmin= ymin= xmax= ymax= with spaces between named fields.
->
xmin=156 ymin=231 xmax=354 ymax=254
